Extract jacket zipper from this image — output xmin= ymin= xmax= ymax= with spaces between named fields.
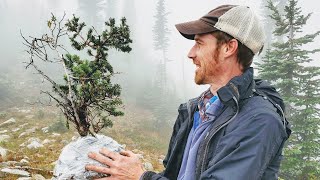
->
xmin=199 ymin=96 xmax=240 ymax=175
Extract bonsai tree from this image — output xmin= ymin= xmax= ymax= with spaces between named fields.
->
xmin=21 ymin=13 xmax=132 ymax=136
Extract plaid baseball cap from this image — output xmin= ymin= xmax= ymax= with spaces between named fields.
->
xmin=175 ymin=5 xmax=265 ymax=54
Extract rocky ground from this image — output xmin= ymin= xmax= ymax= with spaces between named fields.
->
xmin=0 ymin=105 xmax=169 ymax=179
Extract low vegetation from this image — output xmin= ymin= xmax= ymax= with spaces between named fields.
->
xmin=0 ymin=104 xmax=171 ymax=179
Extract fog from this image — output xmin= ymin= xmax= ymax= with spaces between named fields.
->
xmin=0 ymin=0 xmax=319 ymax=120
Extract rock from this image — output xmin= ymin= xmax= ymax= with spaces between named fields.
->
xmin=0 ymin=147 xmax=7 ymax=160
xmin=51 ymin=133 xmax=60 ymax=137
xmin=27 ymin=137 xmax=41 ymax=143
xmin=122 ymin=144 xmax=127 ymax=149
xmin=12 ymin=128 xmax=20 ymax=132
xmin=41 ymin=127 xmax=49 ymax=133
xmin=23 ymin=156 xmax=30 ymax=160
xmin=15 ymin=162 xmax=27 ymax=167
xmin=25 ymin=115 xmax=34 ymax=119
xmin=17 ymin=177 xmax=31 ymax=180
xmin=158 ymin=159 xmax=163 ymax=164
xmin=42 ymin=139 xmax=54 ymax=145
xmin=1 ymin=168 xmax=30 ymax=177
xmin=144 ymin=162 xmax=154 ymax=171
xmin=0 ymin=130 xmax=8 ymax=134
xmin=19 ymin=132 xmax=27 ymax=138
xmin=28 ymin=127 xmax=36 ymax=133
xmin=53 ymin=134 xmax=123 ymax=180
xmin=0 ymin=135 xmax=10 ymax=142
xmin=18 ymin=127 xmax=36 ymax=138
xmin=19 ymin=123 xmax=29 ymax=128
xmin=18 ymin=109 xmax=31 ymax=113
xmin=16 ymin=159 xmax=30 ymax=166
xmin=33 ymin=174 xmax=46 ymax=180
xmin=0 ymin=118 xmax=16 ymax=127
xmin=27 ymin=141 xmax=43 ymax=149
xmin=0 ymin=161 xmax=17 ymax=167
xmin=26 ymin=138 xmax=43 ymax=149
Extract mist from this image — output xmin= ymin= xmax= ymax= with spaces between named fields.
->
xmin=0 ymin=0 xmax=319 ymax=178
xmin=1 ymin=0 xmax=319 ymax=102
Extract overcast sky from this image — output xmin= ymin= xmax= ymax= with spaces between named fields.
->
xmin=0 ymin=0 xmax=319 ymax=98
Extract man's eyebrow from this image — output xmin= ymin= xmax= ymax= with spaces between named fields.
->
xmin=194 ymin=37 xmax=202 ymax=42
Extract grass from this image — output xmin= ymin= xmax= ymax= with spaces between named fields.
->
xmin=0 ymin=104 xmax=173 ymax=179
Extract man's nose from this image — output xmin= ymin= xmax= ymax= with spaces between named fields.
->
xmin=188 ymin=45 xmax=196 ymax=59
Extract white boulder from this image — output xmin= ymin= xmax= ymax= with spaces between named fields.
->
xmin=0 ymin=130 xmax=7 ymax=134
xmin=42 ymin=139 xmax=54 ymax=145
xmin=144 ymin=162 xmax=154 ymax=171
xmin=27 ymin=141 xmax=43 ymax=149
xmin=53 ymin=134 xmax=123 ymax=180
xmin=1 ymin=168 xmax=30 ymax=177
xmin=18 ymin=127 xmax=36 ymax=138
xmin=41 ymin=127 xmax=49 ymax=133
xmin=26 ymin=138 xmax=43 ymax=149
xmin=12 ymin=128 xmax=20 ymax=132
xmin=0 ymin=146 xmax=7 ymax=159
xmin=0 ymin=118 xmax=16 ymax=127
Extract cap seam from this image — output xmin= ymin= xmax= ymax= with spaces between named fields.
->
xmin=199 ymin=19 xmax=218 ymax=29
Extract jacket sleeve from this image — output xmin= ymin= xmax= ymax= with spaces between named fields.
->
xmin=200 ymin=110 xmax=287 ymax=180
xmin=140 ymin=171 xmax=169 ymax=180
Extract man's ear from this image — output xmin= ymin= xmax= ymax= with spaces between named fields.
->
xmin=223 ymin=39 xmax=238 ymax=58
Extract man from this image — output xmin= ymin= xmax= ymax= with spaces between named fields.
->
xmin=86 ymin=5 xmax=291 ymax=180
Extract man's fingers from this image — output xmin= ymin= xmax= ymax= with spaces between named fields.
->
xmin=85 ymin=164 xmax=112 ymax=175
xmin=119 ymin=150 xmax=134 ymax=157
xmin=88 ymin=152 xmax=114 ymax=166
xmin=95 ymin=177 xmax=117 ymax=180
xmin=99 ymin=148 xmax=120 ymax=160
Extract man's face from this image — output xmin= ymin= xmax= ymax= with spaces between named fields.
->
xmin=188 ymin=33 xmax=224 ymax=85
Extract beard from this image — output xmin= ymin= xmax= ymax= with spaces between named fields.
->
xmin=194 ymin=48 xmax=221 ymax=85
xmin=194 ymin=66 xmax=205 ymax=85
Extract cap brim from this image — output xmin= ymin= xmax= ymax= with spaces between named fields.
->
xmin=175 ymin=19 xmax=218 ymax=40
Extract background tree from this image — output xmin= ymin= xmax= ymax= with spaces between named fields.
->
xmin=141 ymin=0 xmax=182 ymax=129
xmin=22 ymin=13 xmax=132 ymax=136
xmin=153 ymin=0 xmax=170 ymax=62
xmin=260 ymin=0 xmax=276 ymax=51
xmin=256 ymin=0 xmax=320 ymax=178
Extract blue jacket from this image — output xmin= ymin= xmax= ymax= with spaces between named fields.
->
xmin=141 ymin=68 xmax=291 ymax=180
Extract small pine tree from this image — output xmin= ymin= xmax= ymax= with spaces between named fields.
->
xmin=256 ymin=0 xmax=320 ymax=178
xmin=22 ymin=13 xmax=132 ymax=136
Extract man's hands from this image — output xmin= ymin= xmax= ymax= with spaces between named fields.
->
xmin=86 ymin=148 xmax=146 ymax=180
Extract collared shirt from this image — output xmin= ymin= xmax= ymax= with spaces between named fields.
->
xmin=177 ymin=92 xmax=223 ymax=180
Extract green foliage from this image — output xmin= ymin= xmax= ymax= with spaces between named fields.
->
xmin=256 ymin=0 xmax=320 ymax=178
xmin=62 ymin=16 xmax=132 ymax=135
xmin=24 ymin=14 xmax=132 ymax=136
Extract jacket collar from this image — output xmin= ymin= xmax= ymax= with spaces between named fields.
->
xmin=185 ymin=68 xmax=254 ymax=112
xmin=217 ymin=67 xmax=254 ymax=107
